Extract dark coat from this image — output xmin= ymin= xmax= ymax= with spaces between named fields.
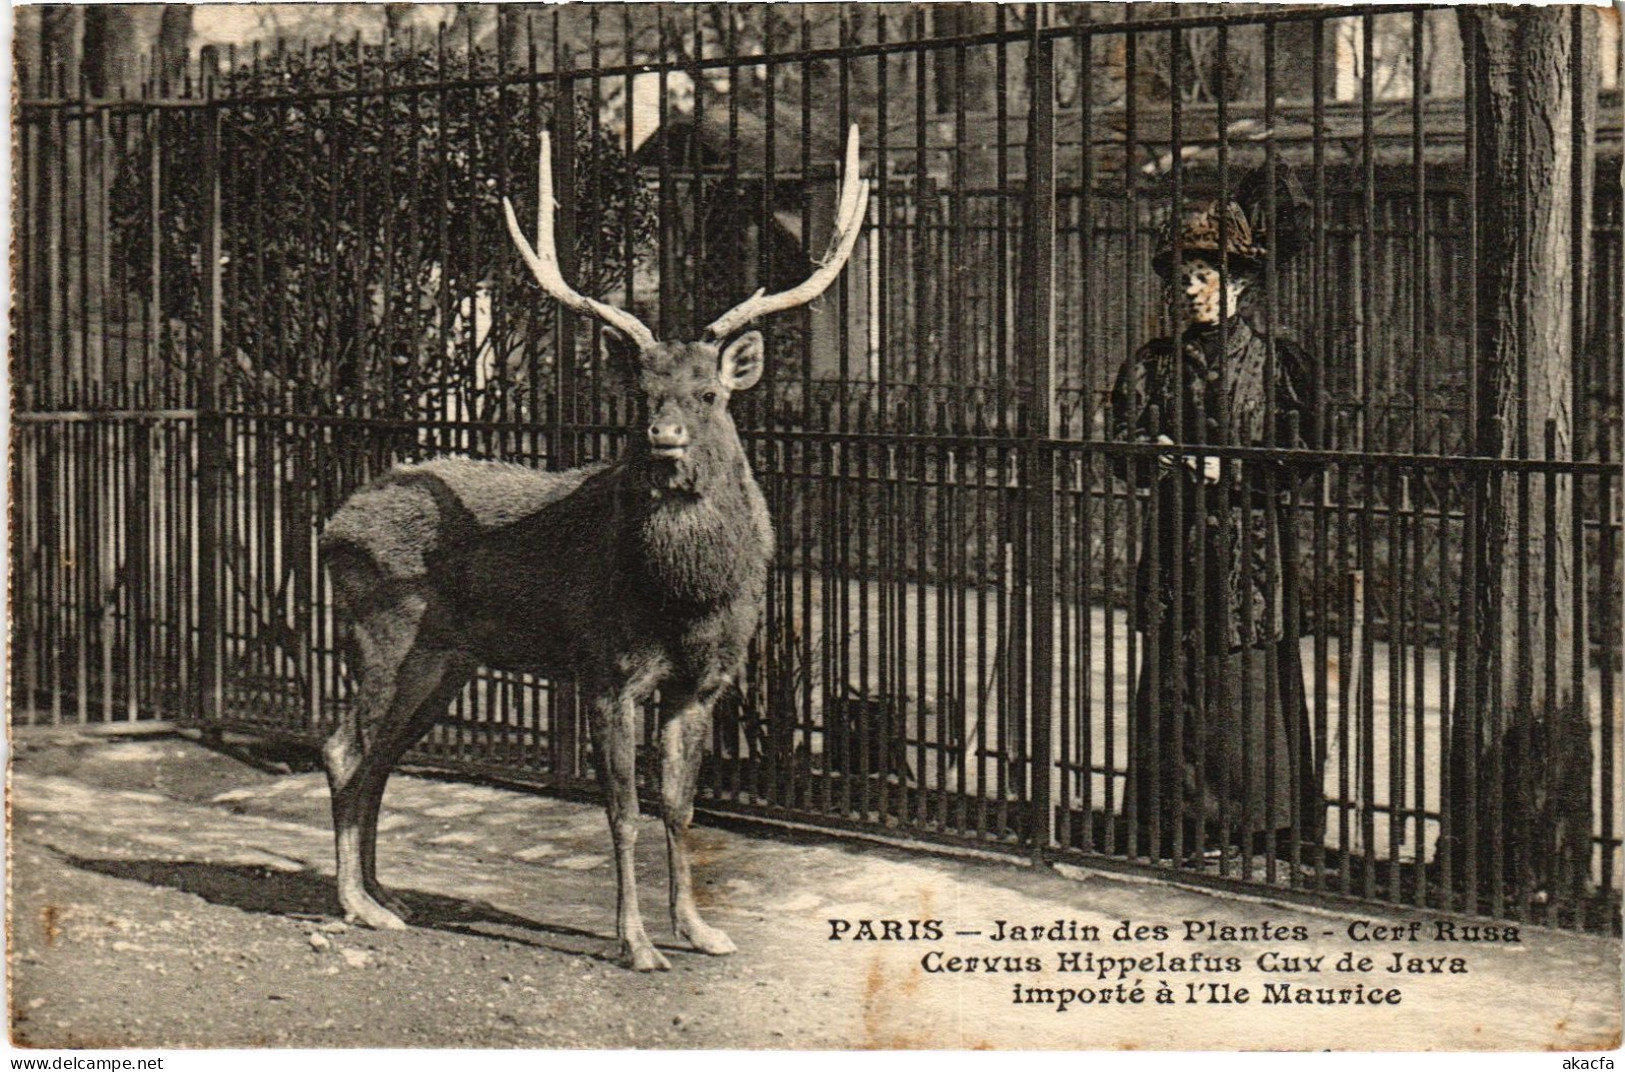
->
xmin=1109 ymin=316 xmax=1323 ymax=851
xmin=1110 ymin=316 xmax=1318 ymax=653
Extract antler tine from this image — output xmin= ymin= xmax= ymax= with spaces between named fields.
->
xmin=704 ymin=124 xmax=871 ymax=341
xmin=503 ymin=131 xmax=658 ymax=352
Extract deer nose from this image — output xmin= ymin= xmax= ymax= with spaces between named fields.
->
xmin=648 ymin=419 xmax=689 ymax=457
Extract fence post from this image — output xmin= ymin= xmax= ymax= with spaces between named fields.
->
xmin=1022 ymin=25 xmax=1058 ymax=857
xmin=550 ymin=33 xmax=583 ymax=786
xmin=194 ymin=46 xmax=225 ymax=730
xmin=552 ymin=71 xmax=579 ymax=469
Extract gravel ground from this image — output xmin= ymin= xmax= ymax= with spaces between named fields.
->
xmin=7 ymin=729 xmax=1620 ymax=1051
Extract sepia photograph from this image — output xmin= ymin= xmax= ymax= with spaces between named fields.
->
xmin=7 ymin=0 xmax=1623 ymax=1055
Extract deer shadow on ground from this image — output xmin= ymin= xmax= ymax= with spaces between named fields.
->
xmin=54 ymin=851 xmax=644 ymax=962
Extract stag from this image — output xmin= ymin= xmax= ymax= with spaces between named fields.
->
xmin=318 ymin=126 xmax=868 ymax=970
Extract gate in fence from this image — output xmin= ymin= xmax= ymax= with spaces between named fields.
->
xmin=12 ymin=3 xmax=1624 ymax=932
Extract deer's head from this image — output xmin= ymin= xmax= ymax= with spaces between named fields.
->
xmin=503 ymin=126 xmax=868 ymax=491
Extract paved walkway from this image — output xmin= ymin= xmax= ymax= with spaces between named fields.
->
xmin=8 ymin=730 xmax=1620 ymax=1050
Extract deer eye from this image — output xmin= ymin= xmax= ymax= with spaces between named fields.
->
xmin=701 ymin=390 xmax=719 ymax=406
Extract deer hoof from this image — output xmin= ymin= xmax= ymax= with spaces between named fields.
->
xmin=344 ymin=900 xmax=409 ymax=931
xmin=369 ymin=889 xmax=412 ymax=922
xmin=619 ymin=941 xmax=672 ymax=972
xmin=681 ymin=921 xmax=737 ymax=956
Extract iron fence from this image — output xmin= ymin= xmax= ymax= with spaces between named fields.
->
xmin=11 ymin=3 xmax=1623 ymax=932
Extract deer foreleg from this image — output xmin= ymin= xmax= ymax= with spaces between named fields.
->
xmin=591 ymin=680 xmax=669 ymax=971
xmin=661 ymin=690 xmax=735 ymax=956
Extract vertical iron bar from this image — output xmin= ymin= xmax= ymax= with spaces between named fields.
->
xmin=1360 ymin=13 xmax=1374 ymax=450
xmin=1059 ymin=445 xmax=1074 ymax=847
xmin=380 ymin=29 xmax=397 ymax=428
xmin=1540 ymin=422 xmax=1560 ymax=925
xmin=96 ymin=97 xmax=112 ymax=401
xmin=1263 ymin=18 xmax=1287 ymax=883
xmin=72 ymin=73 xmax=90 ymax=724
xmin=1599 ymin=462 xmax=1618 ymax=918
xmin=800 ymin=5 xmax=815 ymax=432
xmin=1411 ymin=12 xmax=1426 ymax=454
xmin=1567 ymin=3 xmax=1595 ymax=929
xmin=1309 ymin=12 xmax=1332 ymax=894
xmin=690 ymin=5 xmax=706 ymax=346
xmin=530 ymin=15 xmax=546 ymax=428
xmin=837 ymin=4 xmax=857 ymax=822
xmin=1170 ymin=22 xmax=1193 ymax=871
xmin=871 ymin=10 xmax=890 ymax=825
xmin=1437 ymin=435 xmax=1455 ymax=904
xmin=1119 ymin=10 xmax=1140 ymax=861
xmin=1333 ymin=419 xmax=1352 ymax=895
xmin=492 ymin=15 xmax=512 ymax=762
xmin=76 ymin=71 xmax=89 ymax=406
xmin=1214 ymin=21 xmax=1240 ymax=876
xmin=934 ymin=431 xmax=949 ymax=829
xmin=1460 ymin=9 xmax=1481 ymax=914
xmin=657 ymin=9 xmax=674 ymax=341
xmin=1409 ymin=8 xmax=1430 ymax=905
xmin=759 ymin=8 xmax=782 ymax=810
xmin=195 ymin=50 xmax=225 ymax=729
xmin=1359 ymin=455 xmax=1376 ymax=901
xmin=1571 ymin=4 xmax=1593 ymax=472
xmin=18 ymin=110 xmax=33 ymax=412
xmin=554 ymin=19 xmax=581 ymax=786
xmin=1510 ymin=453 xmax=1533 ymax=923
xmin=823 ymin=421 xmax=840 ymax=818
xmin=554 ymin=21 xmax=578 ymax=474
xmin=838 ymin=6 xmax=853 ymax=413
xmin=1411 ymin=464 xmax=1428 ymax=909
xmin=949 ymin=16 xmax=967 ymax=418
xmin=295 ymin=36 xmax=314 ymax=415
xmin=54 ymin=67 xmax=68 ymax=413
xmin=1103 ymin=429 xmax=1121 ymax=854
xmin=994 ymin=9 xmax=1010 ymax=428
xmin=1388 ymin=460 xmax=1404 ymax=900
xmin=1025 ymin=25 xmax=1057 ymax=855
xmin=973 ymin=439 xmax=989 ymax=838
xmin=1077 ymin=21 xmax=1097 ymax=855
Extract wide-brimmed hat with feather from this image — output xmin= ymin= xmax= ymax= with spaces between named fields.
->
xmin=1151 ymin=163 xmax=1311 ymax=280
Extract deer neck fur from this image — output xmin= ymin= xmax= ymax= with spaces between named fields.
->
xmin=615 ymin=429 xmax=771 ymax=608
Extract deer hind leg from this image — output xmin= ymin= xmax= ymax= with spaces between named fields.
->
xmin=325 ymin=647 xmax=405 ymax=928
xmin=589 ymin=674 xmax=669 ymax=971
xmin=661 ymin=685 xmax=735 ymax=956
xmin=323 ymin=589 xmax=444 ymax=931
xmin=356 ymin=650 xmax=476 ymax=921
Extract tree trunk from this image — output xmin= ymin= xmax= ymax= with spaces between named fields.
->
xmin=1424 ymin=10 xmax=1465 ymax=98
xmin=1449 ymin=5 xmax=1596 ymax=919
xmin=931 ymin=5 xmax=997 ymax=114
xmin=1274 ymin=18 xmax=1340 ymax=102
xmin=39 ymin=6 xmax=83 ymax=95
xmin=156 ymin=6 xmax=193 ymax=94
xmin=384 ymin=4 xmax=413 ymax=39
xmin=14 ymin=7 xmax=42 ymax=97
xmin=82 ymin=6 xmax=141 ymax=97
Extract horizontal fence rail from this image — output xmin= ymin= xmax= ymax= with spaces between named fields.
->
xmin=12 ymin=3 xmax=1623 ymax=933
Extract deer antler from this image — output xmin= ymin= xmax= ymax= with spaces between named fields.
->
xmin=703 ymin=124 xmax=871 ymax=341
xmin=503 ymin=131 xmax=659 ymax=353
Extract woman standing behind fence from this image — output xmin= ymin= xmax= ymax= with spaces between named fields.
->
xmin=1110 ymin=172 xmax=1324 ymax=862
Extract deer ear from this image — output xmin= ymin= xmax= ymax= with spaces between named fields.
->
xmin=600 ymin=328 xmax=643 ymax=389
xmin=719 ymin=331 xmax=764 ymax=392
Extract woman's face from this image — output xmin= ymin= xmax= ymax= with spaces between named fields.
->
xmin=1167 ymin=254 xmax=1250 ymax=326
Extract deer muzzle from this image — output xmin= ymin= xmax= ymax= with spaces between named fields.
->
xmin=648 ymin=420 xmax=690 ymax=460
